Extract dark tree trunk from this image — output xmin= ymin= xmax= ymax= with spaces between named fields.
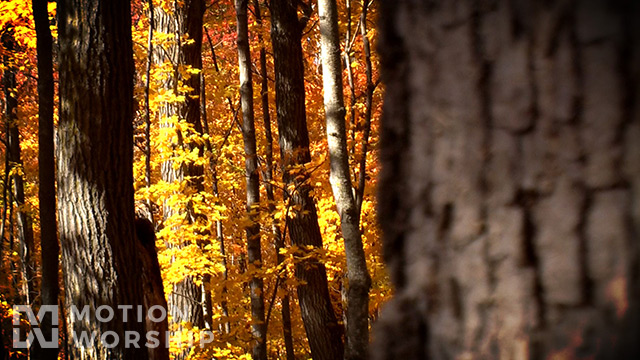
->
xmin=57 ymin=0 xmax=147 ymax=358
xmin=235 ymin=1 xmax=267 ymax=359
xmin=31 ymin=0 xmax=59 ymax=358
xmin=204 ymin=31 xmax=233 ymax=334
xmin=135 ymin=216 xmax=170 ymax=360
xmin=373 ymin=1 xmax=640 ymax=359
xmin=318 ymin=0 xmax=371 ymax=358
xmin=354 ymin=0 xmax=376 ymax=217
xmin=253 ymin=0 xmax=295 ymax=358
xmin=1 ymin=28 xmax=36 ymax=307
xmin=0 ymin=140 xmax=8 ymax=266
xmin=9 ymin=123 xmax=36 ymax=307
xmin=200 ymin=72 xmax=215 ymax=331
xmin=269 ymin=1 xmax=345 ymax=359
xmin=152 ymin=1 xmax=207 ymax=351
xmin=344 ymin=0 xmax=358 ymax=165
xmin=144 ymin=0 xmax=154 ymax=203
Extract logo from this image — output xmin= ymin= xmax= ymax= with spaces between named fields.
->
xmin=12 ymin=305 xmax=59 ymax=349
xmin=12 ymin=305 xmax=213 ymax=349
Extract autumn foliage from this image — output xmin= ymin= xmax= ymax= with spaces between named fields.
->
xmin=0 ymin=0 xmax=387 ymax=358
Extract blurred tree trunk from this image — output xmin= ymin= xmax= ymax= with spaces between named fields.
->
xmin=57 ymin=0 xmax=147 ymax=358
xmin=373 ymin=1 xmax=640 ymax=359
xmin=318 ymin=0 xmax=371 ymax=359
xmin=152 ymin=1 xmax=207 ymax=353
xmin=235 ymin=1 xmax=267 ymax=359
xmin=269 ymin=1 xmax=345 ymax=359
xmin=30 ymin=0 xmax=59 ymax=358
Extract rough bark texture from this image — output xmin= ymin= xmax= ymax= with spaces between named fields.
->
xmin=318 ymin=0 xmax=371 ymax=358
xmin=31 ymin=0 xmax=59 ymax=358
xmin=57 ymin=0 xmax=148 ymax=358
xmin=373 ymin=1 xmax=640 ymax=359
xmin=152 ymin=1 xmax=206 ymax=350
xmin=269 ymin=1 xmax=345 ymax=359
xmin=135 ymin=216 xmax=170 ymax=360
xmin=235 ymin=1 xmax=267 ymax=358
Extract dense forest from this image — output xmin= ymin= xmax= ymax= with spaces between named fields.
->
xmin=1 ymin=0 xmax=384 ymax=359
xmin=2 ymin=0 xmax=640 ymax=359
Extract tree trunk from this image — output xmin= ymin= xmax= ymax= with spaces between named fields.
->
xmin=354 ymin=0 xmax=376 ymax=217
xmin=31 ymin=0 xmax=59 ymax=358
xmin=57 ymin=0 xmax=147 ymax=358
xmin=253 ymin=0 xmax=295 ymax=357
xmin=212 ymin=169 xmax=231 ymax=333
xmin=269 ymin=1 xmax=345 ymax=359
xmin=152 ymin=1 xmax=207 ymax=352
xmin=0 ymin=144 xmax=9 ymax=265
xmin=144 ymin=0 xmax=154 ymax=206
xmin=318 ymin=0 xmax=371 ymax=358
xmin=199 ymin=73 xmax=215 ymax=332
xmin=344 ymin=0 xmax=358 ymax=166
xmin=1 ymin=28 xmax=36 ymax=307
xmin=373 ymin=1 xmax=640 ymax=359
xmin=135 ymin=216 xmax=170 ymax=360
xmin=235 ymin=1 xmax=267 ymax=359
xmin=203 ymin=32 xmax=233 ymax=334
xmin=9 ymin=123 xmax=36 ymax=305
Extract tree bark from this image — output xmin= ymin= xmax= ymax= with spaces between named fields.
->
xmin=31 ymin=0 xmax=59 ymax=358
xmin=135 ymin=216 xmax=170 ymax=360
xmin=235 ymin=1 xmax=267 ymax=358
xmin=318 ymin=0 xmax=371 ymax=358
xmin=57 ymin=0 xmax=147 ymax=358
xmin=373 ymin=1 xmax=640 ymax=359
xmin=269 ymin=1 xmax=345 ymax=359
